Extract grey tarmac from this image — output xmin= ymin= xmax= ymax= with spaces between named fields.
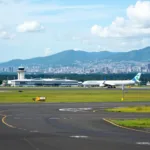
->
xmin=0 ymin=102 xmax=150 ymax=150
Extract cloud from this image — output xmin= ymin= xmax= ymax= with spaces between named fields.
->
xmin=0 ymin=0 xmax=108 ymax=25
xmin=0 ymin=31 xmax=15 ymax=39
xmin=44 ymin=48 xmax=52 ymax=56
xmin=73 ymin=48 xmax=83 ymax=51
xmin=17 ymin=21 xmax=44 ymax=32
xmin=127 ymin=1 xmax=150 ymax=28
xmin=91 ymin=1 xmax=150 ymax=38
xmin=31 ymin=4 xmax=105 ymax=12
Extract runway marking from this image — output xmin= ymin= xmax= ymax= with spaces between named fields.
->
xmin=2 ymin=115 xmax=16 ymax=128
xmin=30 ymin=130 xmax=39 ymax=133
xmin=14 ymin=117 xmax=20 ymax=119
xmin=0 ymin=110 xmax=34 ymax=132
xmin=70 ymin=135 xmax=88 ymax=139
xmin=19 ymin=128 xmax=24 ymax=130
xmin=136 ymin=142 xmax=150 ymax=145
xmin=49 ymin=117 xmax=60 ymax=120
xmin=18 ymin=128 xmax=27 ymax=131
xmin=103 ymin=118 xmax=150 ymax=134
xmin=0 ymin=110 xmax=17 ymax=128
xmin=64 ymin=117 xmax=72 ymax=119
xmin=24 ymin=138 xmax=40 ymax=150
xmin=23 ymin=129 xmax=27 ymax=131
xmin=0 ymin=110 xmax=24 ymax=130
xmin=59 ymin=108 xmax=92 ymax=112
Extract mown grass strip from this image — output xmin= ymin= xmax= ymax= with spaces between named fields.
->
xmin=107 ymin=106 xmax=150 ymax=113
xmin=0 ymin=88 xmax=150 ymax=103
xmin=110 ymin=119 xmax=150 ymax=128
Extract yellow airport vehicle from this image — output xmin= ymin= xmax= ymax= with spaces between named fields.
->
xmin=33 ymin=96 xmax=46 ymax=102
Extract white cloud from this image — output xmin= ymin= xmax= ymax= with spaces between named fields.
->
xmin=0 ymin=31 xmax=15 ymax=39
xmin=17 ymin=21 xmax=44 ymax=32
xmin=127 ymin=1 xmax=150 ymax=28
xmin=44 ymin=48 xmax=52 ymax=56
xmin=73 ymin=48 xmax=83 ymax=51
xmin=97 ymin=45 xmax=107 ymax=51
xmin=0 ymin=0 xmax=107 ymax=23
xmin=91 ymin=1 xmax=150 ymax=38
xmin=31 ymin=4 xmax=105 ymax=12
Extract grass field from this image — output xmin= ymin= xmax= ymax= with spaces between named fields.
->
xmin=0 ymin=87 xmax=150 ymax=103
xmin=107 ymin=106 xmax=150 ymax=113
xmin=110 ymin=119 xmax=150 ymax=128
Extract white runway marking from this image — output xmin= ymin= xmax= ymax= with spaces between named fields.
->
xmin=14 ymin=117 xmax=20 ymax=119
xmin=18 ymin=128 xmax=23 ymax=130
xmin=49 ymin=117 xmax=60 ymax=120
xmin=63 ymin=117 xmax=72 ymax=119
xmin=18 ymin=128 xmax=27 ymax=131
xmin=136 ymin=142 xmax=150 ymax=145
xmin=30 ymin=130 xmax=39 ymax=133
xmin=70 ymin=135 xmax=88 ymax=139
xmin=59 ymin=108 xmax=92 ymax=112
xmin=0 ymin=91 xmax=12 ymax=92
xmin=23 ymin=129 xmax=27 ymax=131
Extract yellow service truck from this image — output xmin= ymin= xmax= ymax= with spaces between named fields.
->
xmin=33 ymin=96 xmax=46 ymax=102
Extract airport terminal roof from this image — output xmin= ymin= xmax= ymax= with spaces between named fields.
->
xmin=8 ymin=78 xmax=78 ymax=82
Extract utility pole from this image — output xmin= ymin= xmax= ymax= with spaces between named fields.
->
xmin=121 ymin=84 xmax=124 ymax=101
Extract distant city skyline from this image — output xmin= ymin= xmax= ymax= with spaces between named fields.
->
xmin=1 ymin=61 xmax=150 ymax=74
xmin=0 ymin=0 xmax=150 ymax=62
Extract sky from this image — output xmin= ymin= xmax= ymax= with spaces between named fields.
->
xmin=0 ymin=0 xmax=150 ymax=62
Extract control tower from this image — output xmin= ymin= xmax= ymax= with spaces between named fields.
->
xmin=17 ymin=66 xmax=25 ymax=80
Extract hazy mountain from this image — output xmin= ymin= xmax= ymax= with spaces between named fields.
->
xmin=0 ymin=47 xmax=150 ymax=67
xmin=110 ymin=47 xmax=150 ymax=61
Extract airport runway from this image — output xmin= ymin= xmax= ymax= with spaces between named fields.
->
xmin=0 ymin=102 xmax=150 ymax=150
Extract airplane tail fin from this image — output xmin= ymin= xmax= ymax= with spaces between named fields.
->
xmin=132 ymin=73 xmax=141 ymax=83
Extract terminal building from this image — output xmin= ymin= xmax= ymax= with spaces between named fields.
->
xmin=8 ymin=67 xmax=79 ymax=87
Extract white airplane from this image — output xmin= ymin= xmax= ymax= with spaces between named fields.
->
xmin=82 ymin=73 xmax=141 ymax=88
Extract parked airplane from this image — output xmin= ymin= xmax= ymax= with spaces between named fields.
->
xmin=82 ymin=73 xmax=141 ymax=88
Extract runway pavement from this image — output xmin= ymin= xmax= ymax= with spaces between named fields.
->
xmin=0 ymin=102 xmax=150 ymax=150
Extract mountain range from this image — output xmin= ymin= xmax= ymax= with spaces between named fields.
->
xmin=1 ymin=47 xmax=150 ymax=67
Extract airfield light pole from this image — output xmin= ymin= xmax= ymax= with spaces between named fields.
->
xmin=138 ymin=81 xmax=141 ymax=101
xmin=121 ymin=84 xmax=124 ymax=101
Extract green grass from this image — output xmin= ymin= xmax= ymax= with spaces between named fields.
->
xmin=107 ymin=106 xmax=150 ymax=113
xmin=110 ymin=119 xmax=150 ymax=128
xmin=0 ymin=87 xmax=150 ymax=103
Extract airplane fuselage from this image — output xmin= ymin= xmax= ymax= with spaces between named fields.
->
xmin=82 ymin=80 xmax=135 ymax=87
xmin=82 ymin=73 xmax=141 ymax=88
